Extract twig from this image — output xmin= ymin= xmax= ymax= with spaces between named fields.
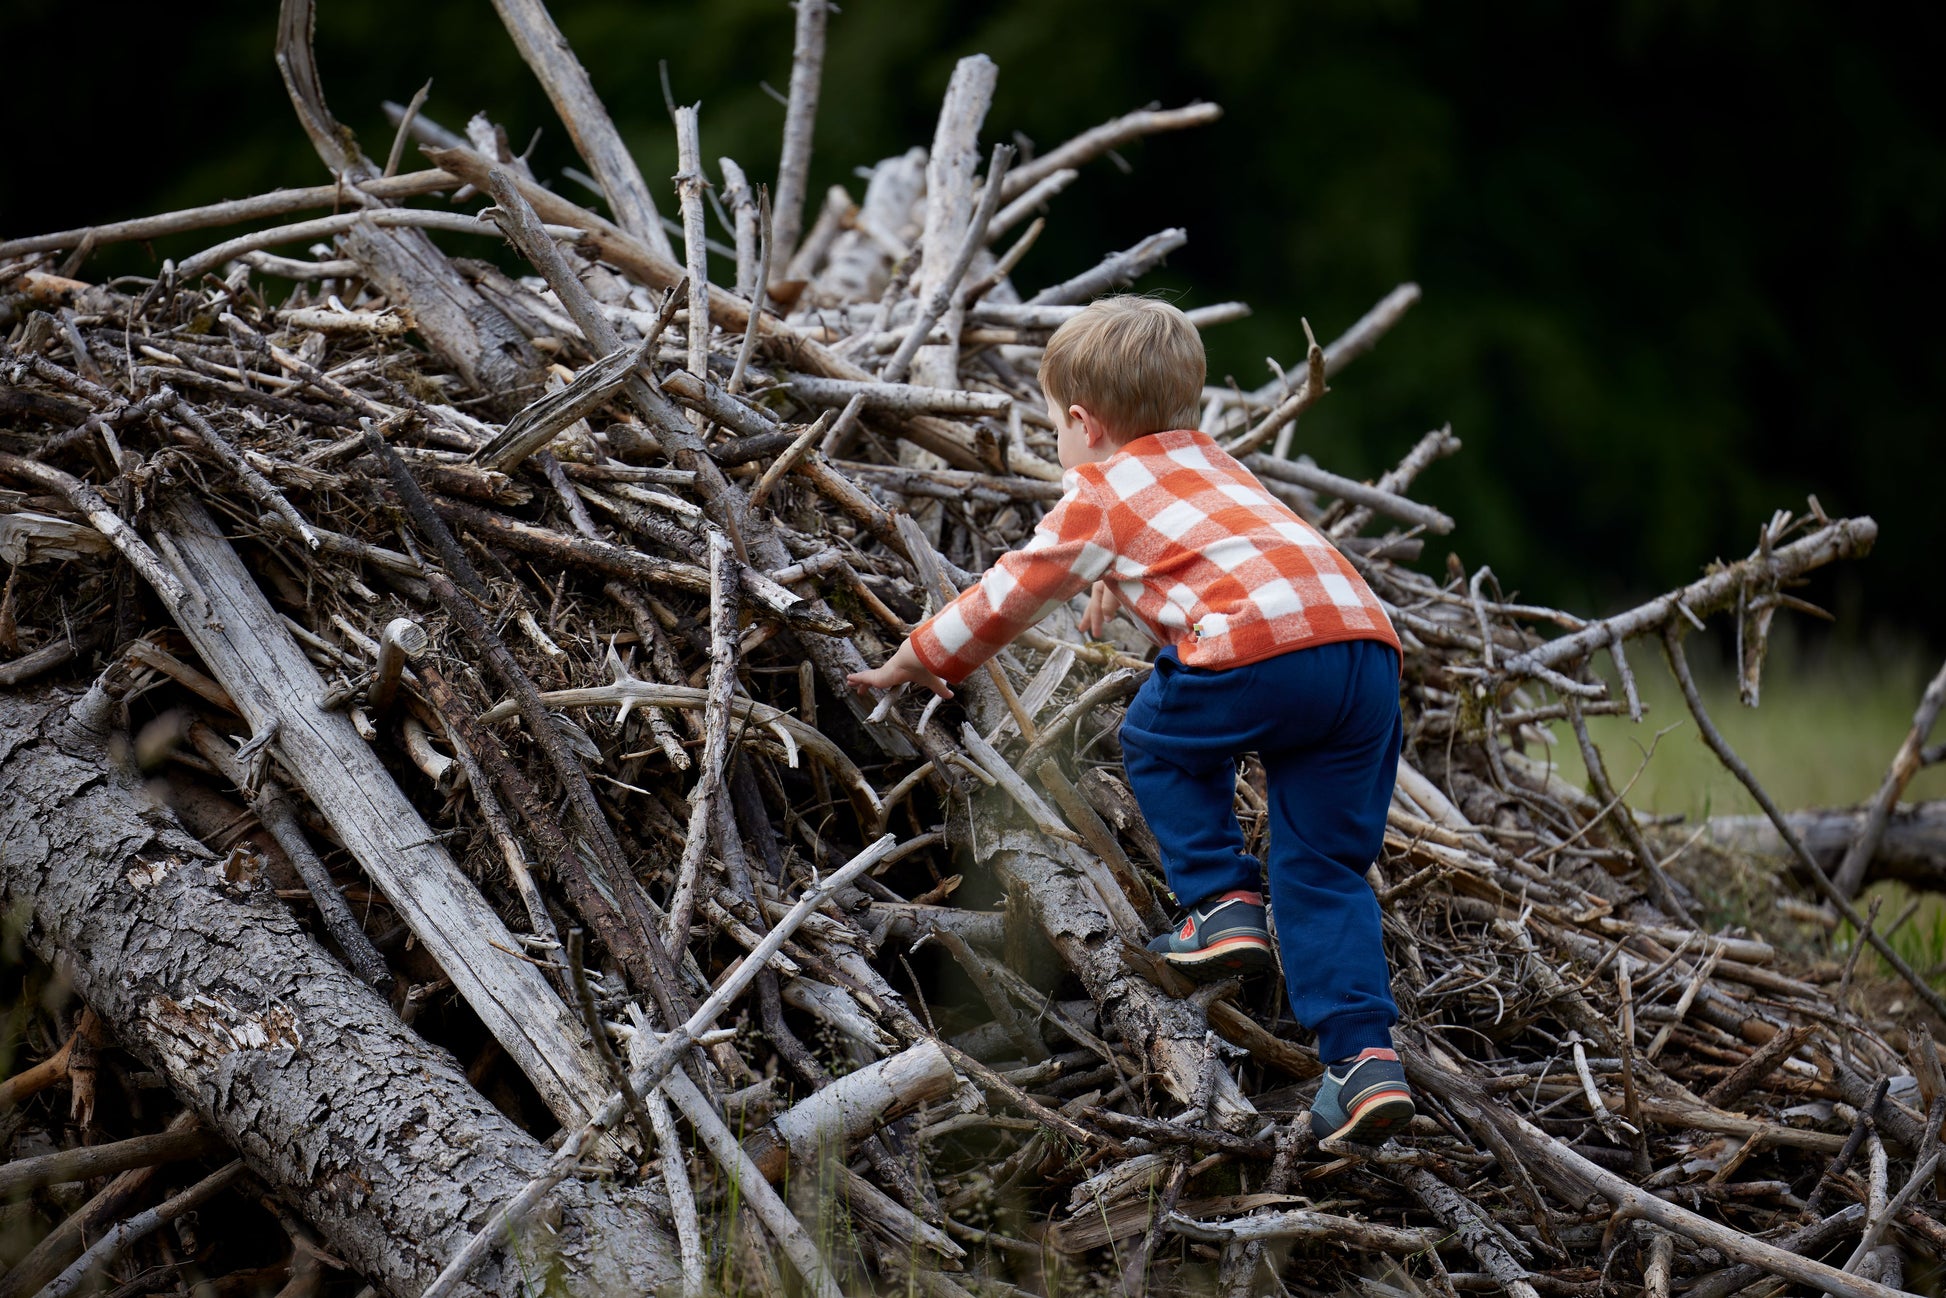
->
xmin=1225 ymin=317 xmax=1325 ymax=458
xmin=383 ymin=79 xmax=433 ymax=178
xmin=486 ymin=0 xmax=674 ymax=258
xmin=0 ymin=171 xmax=457 ymax=260
xmin=665 ymin=531 xmax=741 ymax=947
xmin=185 ymin=722 xmax=393 ymax=991
xmin=1563 ymin=693 xmax=1696 ymax=925
xmin=564 ymin=929 xmax=656 ymax=1150
xmin=1023 ymin=228 xmax=1187 ymax=307
xmin=0 ymin=454 xmax=193 ymax=610
xmin=1702 ymin=1023 xmax=1817 ymax=1110
xmin=727 ymin=187 xmax=772 ymax=396
xmin=0 ymin=1126 xmax=226 ymax=1198
xmin=644 ymin=1087 xmax=705 ymax=1298
xmin=747 ymin=406 xmax=841 ymax=512
xmin=1831 ymin=655 xmax=1946 ymax=899
xmin=1500 ymin=516 xmax=1877 ymax=681
xmin=1000 ymin=101 xmax=1221 ymax=200
xmin=40 ymin=1161 xmax=245 ymax=1298
xmin=672 ymin=104 xmax=711 ymax=393
xmin=661 ymin=1066 xmax=843 ymax=1298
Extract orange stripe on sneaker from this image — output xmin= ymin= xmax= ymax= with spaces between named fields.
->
xmin=1350 ymin=1089 xmax=1411 ymax=1117
xmin=1201 ymin=934 xmax=1272 ymax=952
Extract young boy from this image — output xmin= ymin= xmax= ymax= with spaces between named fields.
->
xmin=847 ymin=298 xmax=1413 ymax=1143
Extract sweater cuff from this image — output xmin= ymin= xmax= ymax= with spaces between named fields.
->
xmin=908 ymin=623 xmax=964 ymax=685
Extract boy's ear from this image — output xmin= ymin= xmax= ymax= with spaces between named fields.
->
xmin=1075 ymin=405 xmax=1110 ymax=447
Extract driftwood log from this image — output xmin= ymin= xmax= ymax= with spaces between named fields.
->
xmin=0 ymin=1 xmax=1940 ymax=1295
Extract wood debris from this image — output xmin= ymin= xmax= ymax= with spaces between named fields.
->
xmin=1 ymin=3 xmax=1942 ymax=1297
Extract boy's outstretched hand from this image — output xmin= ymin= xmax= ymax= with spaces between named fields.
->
xmin=1079 ymin=579 xmax=1122 ymax=638
xmin=846 ymin=636 xmax=954 ymax=699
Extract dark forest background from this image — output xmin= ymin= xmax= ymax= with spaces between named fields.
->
xmin=4 ymin=0 xmax=1941 ymax=651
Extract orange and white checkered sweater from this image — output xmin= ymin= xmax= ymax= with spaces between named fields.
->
xmin=910 ymin=429 xmax=1400 ymax=684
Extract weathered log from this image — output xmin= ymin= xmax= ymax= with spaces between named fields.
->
xmin=1706 ymin=799 xmax=1946 ymax=891
xmin=976 ymin=815 xmax=1256 ymax=1127
xmin=0 ymin=686 xmax=678 ymax=1298
xmin=148 ymin=498 xmax=612 ymax=1125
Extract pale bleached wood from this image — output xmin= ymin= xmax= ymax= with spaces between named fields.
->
xmin=486 ymin=0 xmax=675 ymax=260
xmin=719 ymin=157 xmax=760 ymax=298
xmin=781 ymin=374 xmax=1008 ymax=416
xmin=672 ymin=105 xmax=711 ymax=389
xmin=740 ymin=1039 xmax=958 ymax=1181
xmin=989 ymin=167 xmax=1077 ymax=241
xmin=173 ymin=209 xmax=583 ymax=283
xmin=816 ymin=149 xmax=925 ymax=304
xmin=1001 ymin=101 xmax=1222 ymax=201
xmin=0 ymin=171 xmax=457 ymax=260
xmin=665 ymin=531 xmax=739 ymax=946
xmin=911 ymin=55 xmax=997 ymax=392
xmin=1025 ymin=228 xmax=1188 ymax=306
xmin=883 ymin=143 xmax=1013 ymax=386
xmin=1245 ymin=452 xmax=1454 ymax=534
xmin=149 ymin=498 xmax=611 ymax=1127
xmin=771 ymin=0 xmax=832 ymax=266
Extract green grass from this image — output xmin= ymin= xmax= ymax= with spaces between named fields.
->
xmin=1527 ymin=627 xmax=1946 ymax=823
xmin=1516 ymin=626 xmax=1946 ymax=992
xmin=1837 ymin=887 xmax=1946 ymax=993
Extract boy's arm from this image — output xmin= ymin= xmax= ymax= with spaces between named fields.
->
xmin=905 ymin=476 xmax=1116 ymax=684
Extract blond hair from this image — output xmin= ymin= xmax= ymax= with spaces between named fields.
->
xmin=1039 ymin=297 xmax=1205 ymax=441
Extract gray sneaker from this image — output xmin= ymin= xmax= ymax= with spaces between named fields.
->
xmin=1310 ymin=1048 xmax=1415 ymax=1143
xmin=1145 ymin=890 xmax=1276 ymax=979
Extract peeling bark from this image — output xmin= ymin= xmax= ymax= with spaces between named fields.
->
xmin=0 ymin=687 xmax=677 ymax=1298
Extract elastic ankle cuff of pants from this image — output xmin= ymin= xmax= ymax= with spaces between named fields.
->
xmin=1315 ymin=1012 xmax=1396 ymax=1066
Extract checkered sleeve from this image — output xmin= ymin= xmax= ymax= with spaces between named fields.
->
xmin=909 ymin=474 xmax=1116 ymax=683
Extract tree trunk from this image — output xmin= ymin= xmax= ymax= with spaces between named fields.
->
xmin=0 ymin=686 xmax=678 ymax=1298
xmin=1705 ymin=800 xmax=1946 ymax=891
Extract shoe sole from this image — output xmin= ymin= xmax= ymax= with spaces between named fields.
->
xmin=1318 ymin=1090 xmax=1416 ymax=1144
xmin=1159 ymin=934 xmax=1277 ymax=980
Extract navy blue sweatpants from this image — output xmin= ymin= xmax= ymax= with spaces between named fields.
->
xmin=1119 ymin=638 xmax=1403 ymax=1062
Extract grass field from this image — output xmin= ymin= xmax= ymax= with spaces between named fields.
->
xmin=1526 ymin=626 xmax=1946 ymax=988
xmin=1530 ymin=626 xmax=1946 ymax=821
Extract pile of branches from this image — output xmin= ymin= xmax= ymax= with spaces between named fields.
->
xmin=2 ymin=3 xmax=1943 ymax=1297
